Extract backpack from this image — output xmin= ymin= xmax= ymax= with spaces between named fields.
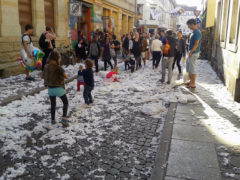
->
xmin=163 ymin=40 xmax=171 ymax=56
xmin=39 ymin=33 xmax=49 ymax=50
xmin=90 ymin=42 xmax=99 ymax=57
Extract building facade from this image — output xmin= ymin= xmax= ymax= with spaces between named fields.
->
xmin=0 ymin=0 xmax=135 ymax=77
xmin=211 ymin=0 xmax=240 ymax=102
xmin=137 ymin=0 xmax=177 ymax=34
xmin=177 ymin=7 xmax=196 ymax=35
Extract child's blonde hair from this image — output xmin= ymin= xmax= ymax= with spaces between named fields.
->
xmin=113 ymin=66 xmax=119 ymax=73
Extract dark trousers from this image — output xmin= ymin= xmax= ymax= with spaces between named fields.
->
xmin=42 ymin=49 xmax=53 ymax=71
xmin=152 ymin=51 xmax=161 ymax=67
xmin=83 ymin=85 xmax=93 ymax=104
xmin=134 ymin=56 xmax=141 ymax=70
xmin=92 ymin=56 xmax=99 ymax=72
xmin=104 ymin=58 xmax=113 ymax=71
xmin=49 ymin=94 xmax=68 ymax=121
xmin=172 ymin=51 xmax=182 ymax=74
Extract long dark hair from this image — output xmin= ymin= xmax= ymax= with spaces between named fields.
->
xmin=47 ymin=51 xmax=61 ymax=65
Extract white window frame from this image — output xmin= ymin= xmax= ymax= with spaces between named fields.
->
xmin=226 ymin=0 xmax=240 ymax=52
xmin=220 ymin=0 xmax=230 ymax=48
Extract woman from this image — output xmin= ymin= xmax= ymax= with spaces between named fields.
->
xmin=102 ymin=37 xmax=113 ymax=71
xmin=172 ymin=31 xmax=186 ymax=76
xmin=75 ymin=37 xmax=87 ymax=61
xmin=88 ymin=35 xmax=101 ymax=72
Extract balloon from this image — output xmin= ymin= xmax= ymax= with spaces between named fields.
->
xmin=18 ymin=46 xmax=45 ymax=72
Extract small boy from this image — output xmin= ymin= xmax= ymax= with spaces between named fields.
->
xmin=77 ymin=65 xmax=85 ymax=91
xmin=83 ymin=60 xmax=94 ymax=105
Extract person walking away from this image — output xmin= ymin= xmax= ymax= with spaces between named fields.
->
xmin=161 ymin=30 xmax=176 ymax=84
xmin=141 ymin=33 xmax=148 ymax=66
xmin=122 ymin=34 xmax=129 ymax=59
xmin=88 ymin=35 xmax=101 ymax=72
xmin=21 ymin=24 xmax=35 ymax=81
xmin=186 ymin=19 xmax=202 ymax=88
xmin=151 ymin=34 xmax=163 ymax=69
xmin=172 ymin=31 xmax=186 ymax=78
xmin=102 ymin=37 xmax=113 ymax=71
xmin=110 ymin=35 xmax=120 ymax=67
xmin=75 ymin=37 xmax=88 ymax=61
xmin=41 ymin=51 xmax=69 ymax=127
xmin=77 ymin=65 xmax=85 ymax=91
xmin=39 ymin=26 xmax=56 ymax=72
xmin=83 ymin=60 xmax=94 ymax=105
xmin=132 ymin=32 xmax=142 ymax=70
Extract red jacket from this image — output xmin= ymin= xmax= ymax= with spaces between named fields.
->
xmin=106 ymin=71 xmax=119 ymax=82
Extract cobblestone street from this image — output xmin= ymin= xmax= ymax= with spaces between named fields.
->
xmin=0 ymin=63 xmax=182 ymax=180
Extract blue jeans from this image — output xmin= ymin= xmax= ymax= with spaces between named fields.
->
xmin=83 ymin=85 xmax=93 ymax=104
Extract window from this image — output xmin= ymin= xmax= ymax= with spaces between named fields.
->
xmin=220 ymin=0 xmax=229 ymax=42
xmin=44 ymin=0 xmax=54 ymax=30
xmin=229 ymin=0 xmax=239 ymax=44
xmin=18 ymin=0 xmax=32 ymax=33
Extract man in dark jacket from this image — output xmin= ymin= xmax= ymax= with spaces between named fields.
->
xmin=161 ymin=30 xmax=176 ymax=84
xmin=172 ymin=31 xmax=186 ymax=76
xmin=132 ymin=32 xmax=142 ymax=70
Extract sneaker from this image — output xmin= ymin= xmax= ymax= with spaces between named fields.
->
xmin=61 ymin=119 xmax=69 ymax=127
xmin=167 ymin=81 xmax=171 ymax=84
xmin=89 ymin=100 xmax=94 ymax=104
xmin=26 ymin=76 xmax=35 ymax=81
xmin=160 ymin=79 xmax=164 ymax=83
xmin=51 ymin=120 xmax=56 ymax=125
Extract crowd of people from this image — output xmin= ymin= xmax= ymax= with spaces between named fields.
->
xmin=20 ymin=18 xmax=201 ymax=127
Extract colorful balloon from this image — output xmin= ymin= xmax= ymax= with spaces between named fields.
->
xmin=18 ymin=46 xmax=45 ymax=72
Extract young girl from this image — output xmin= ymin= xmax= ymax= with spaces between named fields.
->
xmin=106 ymin=66 xmax=119 ymax=82
xmin=83 ymin=60 xmax=94 ymax=105
xmin=77 ymin=65 xmax=85 ymax=91
xmin=41 ymin=51 xmax=69 ymax=127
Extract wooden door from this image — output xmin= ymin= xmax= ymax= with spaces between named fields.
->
xmin=18 ymin=0 xmax=32 ymax=33
xmin=44 ymin=0 xmax=54 ymax=30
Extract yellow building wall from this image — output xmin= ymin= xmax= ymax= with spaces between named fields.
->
xmin=206 ymin=0 xmax=216 ymax=28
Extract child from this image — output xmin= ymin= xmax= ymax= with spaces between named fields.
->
xmin=77 ymin=65 xmax=85 ymax=91
xmin=41 ymin=51 xmax=69 ymax=127
xmin=83 ymin=60 xmax=94 ymax=105
xmin=106 ymin=66 xmax=119 ymax=82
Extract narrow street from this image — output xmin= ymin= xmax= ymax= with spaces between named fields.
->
xmin=1 ymin=60 xmax=240 ymax=179
xmin=0 ymin=61 xmax=181 ymax=179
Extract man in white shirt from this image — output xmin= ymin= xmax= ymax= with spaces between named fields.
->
xmin=151 ymin=34 xmax=163 ymax=69
xmin=21 ymin=24 xmax=35 ymax=81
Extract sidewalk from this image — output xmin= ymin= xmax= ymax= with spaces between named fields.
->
xmin=152 ymin=60 xmax=240 ymax=180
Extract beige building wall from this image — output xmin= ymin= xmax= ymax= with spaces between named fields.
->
xmin=0 ymin=0 xmax=69 ymax=77
xmin=0 ymin=0 xmax=135 ymax=77
xmin=212 ymin=0 xmax=240 ymax=102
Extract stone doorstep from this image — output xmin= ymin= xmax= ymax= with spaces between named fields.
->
xmin=0 ymin=75 xmax=77 ymax=106
xmin=166 ymin=139 xmax=221 ymax=180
